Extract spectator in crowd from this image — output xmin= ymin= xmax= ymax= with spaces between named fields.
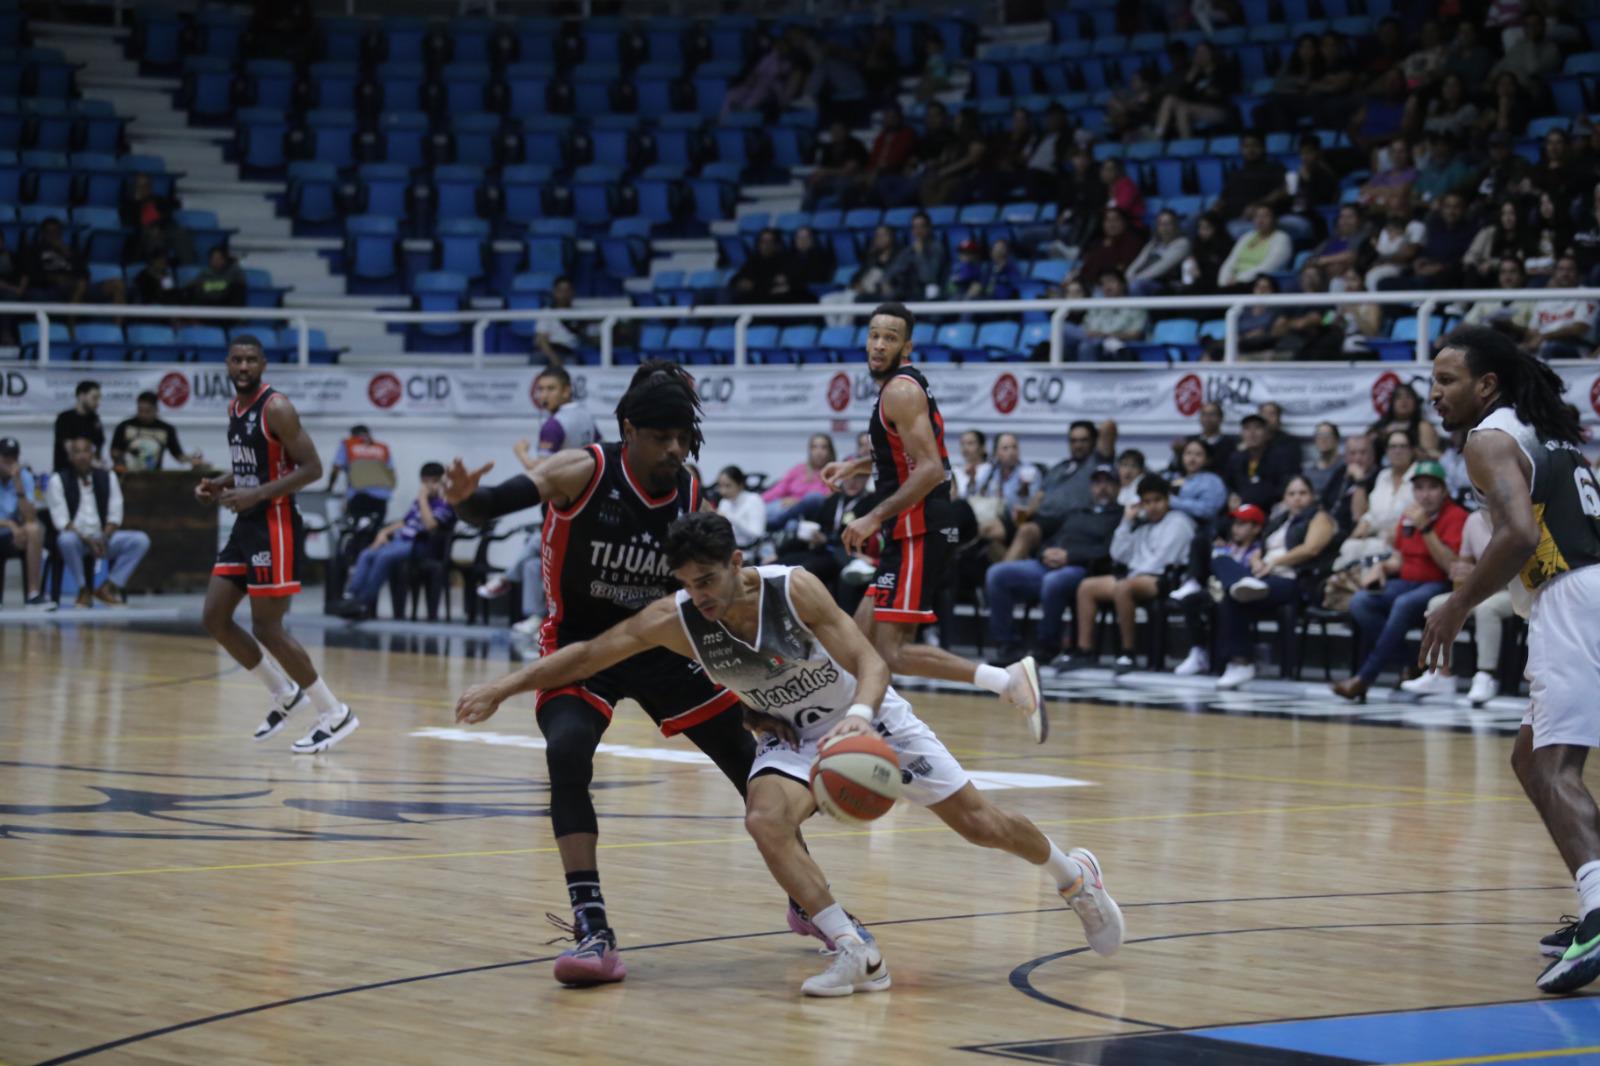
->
xmin=1412 ymin=134 xmax=1475 ymax=206
xmin=1226 ymin=412 xmax=1298 ymax=512
xmin=1409 ymin=72 xmax=1478 ymax=139
xmin=834 ymin=225 xmax=901 ymax=306
xmin=914 ymin=30 xmax=951 ymax=100
xmin=1333 ymin=461 xmax=1467 ymax=702
xmin=0 ymin=230 xmax=25 ymax=335
xmin=0 ymin=436 xmax=49 ymax=609
xmin=1488 ymin=10 xmax=1561 ymax=91
xmin=1477 ymin=72 xmax=1533 ymax=142
xmin=1003 ymin=419 xmax=1118 ymax=561
xmin=968 ymin=431 xmax=1040 ymax=556
xmin=1323 ymin=430 xmax=1376 ymax=534
xmin=876 ymin=101 xmax=951 ymax=206
xmin=789 ymin=227 xmax=836 ymax=292
xmin=53 ymin=380 xmax=104 ymax=473
xmin=1285 ymin=134 xmax=1341 ymax=221
xmin=1173 ymin=501 xmax=1266 ymax=675
xmin=1572 ymin=180 xmax=1600 ymax=282
xmin=1529 ymin=190 xmax=1573 ymax=278
xmin=1369 ymin=382 xmax=1441 ymax=458
xmin=1348 ymin=69 xmax=1412 ymax=152
xmin=1398 ymin=18 xmax=1448 ymax=90
xmin=1302 ymin=421 xmax=1344 ymax=500
xmin=1442 ymin=21 xmax=1493 ymax=89
xmin=788 ymin=25 xmax=871 ymax=112
xmin=184 ymin=247 xmax=245 ymax=307
xmin=1215 ymin=132 xmax=1286 ymax=221
xmin=1022 ymin=102 xmax=1074 ymax=202
xmin=25 ymin=219 xmax=88 ymax=305
xmin=1266 ymin=263 xmax=1344 ymax=360
xmin=1258 ymin=402 xmax=1302 ymax=465
xmin=119 ymin=172 xmax=191 ymax=264
xmin=1236 ymin=275 xmax=1284 ymax=355
xmin=715 ymin=465 xmax=767 ymax=551
xmin=1163 ymin=436 xmax=1230 ymax=603
xmin=887 ymin=211 xmax=948 ymax=301
xmin=1401 ymin=507 xmax=1516 ymax=705
xmin=1207 ymin=477 xmax=1339 ymax=687
xmin=1106 ymin=70 xmax=1158 ymax=141
xmin=804 ymin=121 xmax=869 ymax=210
xmin=1150 ymin=40 xmax=1237 ymax=140
xmin=721 ymin=31 xmax=802 ymax=118
xmin=763 ymin=433 xmax=835 ymax=526
xmin=985 ymin=464 xmax=1121 ymax=666
xmin=971 ymin=107 xmax=1039 ymax=204
xmin=1333 ymin=268 xmax=1385 ymax=356
xmin=982 ymin=239 xmax=1024 ymax=299
xmin=1305 ymin=204 xmax=1369 ymax=282
xmin=1333 ymin=427 xmax=1419 ymax=569
xmin=921 ymin=107 xmax=988 ymax=206
xmin=1051 ymin=146 xmax=1108 ymax=252
xmin=47 ymin=436 xmax=150 ymax=608
xmin=534 ymin=276 xmax=593 ymax=365
xmin=946 ymin=237 xmax=986 ymax=299
xmin=1126 ymin=209 xmax=1191 ymax=296
xmin=1516 ymin=255 xmax=1597 ymax=360
xmin=1217 ymin=205 xmax=1293 ymax=291
xmin=775 ymin=464 xmax=874 ymax=608
xmin=111 ymin=391 xmax=205 ymax=472
xmin=862 ymin=103 xmax=918 ymax=195
xmin=333 ymin=462 xmax=457 ymax=620
xmin=1075 ymin=207 xmax=1145 ymax=287
xmin=731 ymin=229 xmax=802 ymax=305
xmin=1195 ymin=401 xmax=1237 ymax=471
xmin=1476 ymin=130 xmax=1532 ymax=206
xmin=1099 ymin=157 xmax=1147 ymax=227
xmin=1062 ymin=269 xmax=1147 ymax=361
xmin=1377 ymin=191 xmax=1474 ymax=290
xmin=132 ymin=251 xmax=178 ymax=306
xmin=1462 ymin=256 xmax=1537 ymax=329
xmin=326 ymin=424 xmax=396 ymax=526
xmin=1257 ymin=33 xmax=1325 ymax=131
xmin=1115 ymin=449 xmax=1147 ymax=506
xmin=1177 ymin=211 xmax=1232 ymax=294
xmin=951 ymin=429 xmax=990 ymax=499
xmin=1358 ymin=138 xmax=1418 ymax=213
xmin=1363 ymin=198 xmax=1427 ymax=290
xmin=1062 ymin=474 xmax=1195 ymax=674
xmin=1436 ymin=426 xmax=1473 ymax=503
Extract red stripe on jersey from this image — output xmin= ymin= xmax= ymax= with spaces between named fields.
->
xmin=620 ymin=449 xmax=679 ymax=508
xmin=658 ymin=688 xmax=740 ymax=736
xmin=267 ymin=499 xmax=294 ymax=589
xmin=899 ymin=535 xmax=924 ymax=614
xmin=535 ymin=684 xmax=615 ymax=722
xmin=883 ymin=420 xmax=926 ymax=539
xmin=540 ymin=446 xmax=608 ymax=656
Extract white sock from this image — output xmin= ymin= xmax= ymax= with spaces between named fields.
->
xmin=1577 ymin=861 xmax=1600 ymax=916
xmin=250 ymin=658 xmax=297 ymax=701
xmin=812 ymin=903 xmax=860 ymax=946
xmin=305 ymin=678 xmax=342 ymax=716
xmin=1042 ymin=841 xmax=1086 ymax=891
xmin=974 ymin=664 xmax=1010 ymax=694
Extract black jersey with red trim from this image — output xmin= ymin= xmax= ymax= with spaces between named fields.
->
xmin=540 ymin=441 xmax=701 ymax=652
xmin=867 ymin=363 xmax=952 ymax=539
xmin=227 ymin=386 xmax=294 ymax=520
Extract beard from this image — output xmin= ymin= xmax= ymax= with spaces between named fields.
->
xmin=868 ymin=348 xmax=907 ymax=382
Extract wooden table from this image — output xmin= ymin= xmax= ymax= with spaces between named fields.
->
xmin=121 ymin=469 xmax=217 ymax=594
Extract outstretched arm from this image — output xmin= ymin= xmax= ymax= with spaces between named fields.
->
xmin=787 ymin=568 xmax=891 ymax=744
xmin=455 ymin=596 xmax=695 ymax=723
xmin=444 ymin=447 xmax=596 ymax=524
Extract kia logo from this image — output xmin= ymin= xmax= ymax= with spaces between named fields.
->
xmin=992 ymin=373 xmax=1019 ymax=415
xmin=826 ymin=372 xmax=851 ymax=413
xmin=1371 ymin=371 xmax=1401 ymax=416
xmin=158 ymin=371 xmax=190 ymax=409
xmin=368 ymin=372 xmax=402 ymax=409
xmin=1174 ymin=373 xmax=1203 ymax=417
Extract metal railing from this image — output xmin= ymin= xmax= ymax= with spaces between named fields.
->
xmin=5 ymin=288 xmax=1591 ymax=369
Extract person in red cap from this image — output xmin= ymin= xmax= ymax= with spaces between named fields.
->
xmin=1173 ymin=501 xmax=1266 ymax=676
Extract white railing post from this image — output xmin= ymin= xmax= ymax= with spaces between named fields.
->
xmin=1415 ymin=297 xmax=1437 ymax=363
xmin=470 ymin=319 xmax=491 ymax=369
xmin=294 ymin=316 xmax=310 ymax=366
xmin=1223 ymin=304 xmax=1242 ymax=363
xmin=599 ymin=315 xmax=617 ymax=367
xmin=733 ymin=312 xmax=751 ymax=367
xmin=34 ymin=310 xmax=50 ymax=364
xmin=1048 ymin=305 xmax=1067 ymax=364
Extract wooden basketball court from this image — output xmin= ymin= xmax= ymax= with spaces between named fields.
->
xmin=2 ymin=620 xmax=1595 ymax=1066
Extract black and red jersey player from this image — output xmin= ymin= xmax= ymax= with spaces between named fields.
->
xmin=444 ymin=360 xmax=794 ymax=987
xmin=195 ymin=335 xmax=358 ymax=754
xmin=824 ymin=302 xmax=1050 ymax=743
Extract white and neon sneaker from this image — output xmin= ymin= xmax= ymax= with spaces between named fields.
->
xmin=800 ymin=935 xmax=891 ymax=997
xmin=252 ymin=684 xmax=304 ymax=741
xmin=1062 ymin=847 xmax=1125 ymax=957
xmin=290 ymin=705 xmax=360 ymax=754
xmin=1004 ymin=656 xmax=1049 ymax=744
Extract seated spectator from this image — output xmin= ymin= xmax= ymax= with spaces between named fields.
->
xmin=1397 ymin=17 xmax=1447 ymax=89
xmin=1323 ymin=430 xmax=1376 ymax=534
xmin=789 ymin=227 xmax=836 ymax=292
xmin=46 ymin=436 xmax=150 ymax=608
xmin=982 ymin=239 xmax=1023 ymax=299
xmin=721 ymin=31 xmax=802 ymax=119
xmin=0 ymin=436 xmax=49 ymax=609
xmin=714 ymin=465 xmax=767 ymax=551
xmin=1528 ymin=191 xmax=1572 ymax=278
xmin=887 ymin=212 xmax=948 ymax=301
xmin=1516 ymin=255 xmax=1597 ymax=360
xmin=968 ymin=107 xmax=1038 ymax=204
xmin=1333 ymin=268 xmax=1385 ymax=355
xmin=1215 ymin=132 xmax=1286 ymax=221
xmin=1369 ymin=381 xmax=1441 ymax=458
xmin=1305 ymin=204 xmax=1370 ymax=280
xmin=1409 ymin=72 xmax=1478 ymax=140
xmin=1226 ymin=412 xmax=1298 ymax=512
xmin=1333 ymin=461 xmax=1467 ymax=701
xmin=951 ymin=429 xmax=991 ymax=500
xmin=1462 ymin=256 xmax=1537 ymax=331
xmin=969 ymin=431 xmax=1040 ymax=556
xmin=1400 ymin=507 xmax=1516 ymax=704
xmin=763 ymin=433 xmax=834 ymax=527
xmin=1048 ymin=147 xmax=1108 ymax=253
xmin=1075 ymin=207 xmax=1144 ymax=287
xmin=1022 ymin=103 xmax=1073 ymax=202
xmin=1003 ymin=420 xmax=1118 ymax=562
xmin=1358 ymin=138 xmax=1417 ymax=213
xmin=804 ymin=121 xmax=869 ymax=210
xmin=1062 ymin=474 xmax=1196 ymax=673
xmin=1347 ymin=70 xmax=1411 ymax=152
xmin=1115 ymin=449 xmax=1147 ymax=506
xmin=1062 ymin=269 xmax=1146 ymax=362
xmin=1412 ymin=135 xmax=1474 ymax=206
xmin=1487 ymin=11 xmax=1560 ymax=93
xmin=945 ymin=237 xmax=985 ymax=299
xmin=1285 ymin=134 xmax=1340 ymax=221
xmin=1105 ymin=70 xmax=1157 ymax=142
xmin=1303 ymin=422 xmax=1344 ymax=500
xmin=1174 ymin=501 xmax=1267 ymax=675
xmin=1236 ymin=275 xmax=1283 ymax=354
xmin=775 ymin=465 xmax=873 ymax=608
xmin=1126 ymin=209 xmax=1191 ymax=296
xmin=1099 ymin=158 xmax=1146 ymax=228
xmin=985 ymin=464 xmax=1121 ymax=665
xmin=24 ymin=219 xmax=90 ymax=304
xmin=920 ymin=108 xmax=987 ymax=207
xmin=1362 ymin=199 xmax=1426 ymax=291
xmin=184 ymin=248 xmax=246 ymax=308
xmin=132 ymin=251 xmax=178 ymax=306
xmin=1265 ymin=263 xmax=1344 ymax=361
xmin=1256 ymin=34 xmax=1324 ymax=131
xmin=1195 ymin=401 xmax=1238 ymax=471
xmin=112 ymin=391 xmax=205 ymax=472
xmin=1441 ymin=21 xmax=1493 ymax=90
xmin=731 ymin=229 xmax=802 ymax=305
xmin=1177 ymin=211 xmax=1232 ymax=294
xmin=1204 ymin=477 xmax=1339 ymax=686
xmin=1571 ymin=182 xmax=1600 ymax=284
xmin=838 ymin=225 xmax=900 ymax=306
xmin=1475 ymin=73 xmax=1532 ymax=143
xmin=877 ymin=101 xmax=951 ymax=206
xmin=1394 ymin=192 xmax=1477 ymax=292
xmin=332 ymin=462 xmax=456 ymax=619
xmin=119 ymin=172 xmax=192 ymax=264
xmin=1217 ymin=206 xmax=1292 ymax=292
xmin=862 ymin=103 xmax=917 ymax=193
xmin=1150 ymin=41 xmax=1237 ymax=140
xmin=1163 ymin=437 xmax=1231 ymax=602
xmin=534 ymin=276 xmax=592 ymax=366
xmin=1332 ymin=427 xmax=1418 ymax=571
xmin=1259 ymin=402 xmax=1303 ymax=464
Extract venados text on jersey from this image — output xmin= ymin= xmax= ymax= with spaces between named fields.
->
xmin=742 ymin=661 xmax=842 ymax=711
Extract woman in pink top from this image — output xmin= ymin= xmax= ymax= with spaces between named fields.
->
xmin=764 ymin=433 xmax=837 ymax=528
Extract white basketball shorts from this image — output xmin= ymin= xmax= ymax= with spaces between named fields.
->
xmin=1523 ymin=565 xmax=1600 ymax=749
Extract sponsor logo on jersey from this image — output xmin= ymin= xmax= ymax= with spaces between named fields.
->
xmin=743 ymin=661 xmax=842 ymax=711
xmin=251 ymin=551 xmax=273 ymax=567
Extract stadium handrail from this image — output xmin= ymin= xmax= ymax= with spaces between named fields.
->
xmin=3 ymin=289 xmax=1591 ymax=367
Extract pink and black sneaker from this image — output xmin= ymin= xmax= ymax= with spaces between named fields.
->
xmin=547 ymin=914 xmax=626 ymax=986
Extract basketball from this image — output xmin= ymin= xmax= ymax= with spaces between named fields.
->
xmin=809 ymin=733 xmax=902 ymax=825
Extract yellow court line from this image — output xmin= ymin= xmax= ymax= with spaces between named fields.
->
xmin=0 ymin=793 xmax=1514 ymax=884
xmin=1389 ymin=1046 xmax=1600 ymax=1066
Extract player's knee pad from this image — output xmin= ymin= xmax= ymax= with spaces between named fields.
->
xmin=537 ymin=700 xmax=607 ymax=836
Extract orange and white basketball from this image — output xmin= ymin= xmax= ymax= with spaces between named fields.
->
xmin=809 ymin=733 xmax=901 ymax=825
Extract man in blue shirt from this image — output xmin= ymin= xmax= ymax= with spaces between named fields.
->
xmin=0 ymin=437 xmax=49 ymax=609
xmin=332 ymin=462 xmax=456 ymax=619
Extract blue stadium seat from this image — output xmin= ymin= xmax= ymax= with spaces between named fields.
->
xmin=309 ymin=62 xmax=360 ymax=110
xmin=344 ymin=215 xmax=401 ymax=290
xmin=380 ymin=111 xmax=430 ymax=168
xmin=72 ymin=323 xmax=127 ymax=362
xmin=505 ymin=63 xmax=553 ymax=115
xmin=449 ymin=112 xmax=501 ymax=167
xmin=502 ymin=164 xmax=554 ymax=228
xmin=236 ymin=109 xmax=289 ymax=175
xmin=123 ymin=323 xmax=178 ymax=361
xmin=19 ymin=322 xmax=70 ymax=360
xmin=411 ymin=271 xmax=469 ymax=342
xmin=178 ymin=325 xmax=229 ymax=362
xmin=432 ymin=164 xmax=483 ymax=222
xmin=380 ymin=18 xmax=430 ymax=65
xmin=434 ymin=217 xmax=489 ymax=283
xmin=377 ymin=62 xmax=427 ymax=112
xmin=303 ymin=109 xmax=356 ymax=167
xmin=356 ymin=161 xmax=409 ymax=222
xmin=173 ymin=208 xmax=232 ymax=259
xmin=976 ymin=321 xmax=1020 ymax=359
xmin=243 ymin=58 xmax=296 ymax=111
xmin=244 ymin=269 xmax=290 ymax=308
xmin=525 ymin=232 xmax=575 ymax=275
xmin=442 ymin=63 xmax=491 ymax=114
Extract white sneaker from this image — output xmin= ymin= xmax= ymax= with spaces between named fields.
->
xmin=1112 ymin=654 xmax=1136 ymax=675
xmin=1174 ymin=646 xmax=1209 ymax=676
xmin=252 ymin=684 xmax=305 ymax=741
xmin=840 ymin=558 xmax=876 ymax=586
xmin=800 ymin=935 xmax=892 ymax=997
xmin=1168 ymin=578 xmax=1203 ymax=603
xmin=1062 ymin=847 xmax=1124 ymax=957
xmin=1003 ymin=656 xmax=1049 ymax=744
xmin=1228 ymin=576 xmax=1270 ymax=602
xmin=1400 ymin=669 xmax=1456 ymax=698
xmin=477 ymin=575 xmax=511 ymax=599
xmin=1216 ymin=662 xmax=1256 ymax=690
xmin=511 ymin=616 xmax=544 ymax=639
xmin=290 ymin=705 xmax=360 ymax=754
xmin=1468 ymin=671 xmax=1499 ymax=705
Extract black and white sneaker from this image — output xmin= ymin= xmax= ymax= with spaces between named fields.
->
xmin=25 ymin=593 xmax=56 ymax=612
xmin=1543 ymin=915 xmax=1580 ymax=958
xmin=290 ymin=705 xmax=360 ymax=754
xmin=252 ymin=685 xmax=305 ymax=741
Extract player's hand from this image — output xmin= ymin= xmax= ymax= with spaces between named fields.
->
xmin=1419 ymin=594 xmax=1468 ymax=673
xmin=742 ymin=707 xmax=799 ymax=747
xmin=819 ymin=460 xmax=852 ymax=487
xmin=820 ymin=715 xmax=873 ymax=747
xmin=219 ymin=486 xmax=264 ymax=514
xmin=1041 ymin=546 xmax=1068 ymax=569
xmin=841 ymin=512 xmax=882 ymax=554
xmin=194 ymin=477 xmax=223 ymax=505
xmin=443 ymin=458 xmax=494 ymax=505
xmin=455 ymin=682 xmax=506 ymax=724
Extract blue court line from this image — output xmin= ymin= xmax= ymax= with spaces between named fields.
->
xmin=1195 ymin=998 xmax=1600 ymax=1063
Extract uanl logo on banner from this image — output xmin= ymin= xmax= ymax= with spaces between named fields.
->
xmin=368 ymin=372 xmax=403 ymax=409
xmin=992 ymin=372 xmax=1019 ymax=414
xmin=1371 ymin=371 xmax=1402 ymax=416
xmin=826 ymin=372 xmax=851 ymax=413
xmin=158 ymin=371 xmax=190 ymax=409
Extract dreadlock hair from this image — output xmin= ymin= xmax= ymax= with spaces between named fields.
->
xmin=1442 ymin=325 xmax=1584 ymax=445
xmin=614 ymin=359 xmax=705 ymax=457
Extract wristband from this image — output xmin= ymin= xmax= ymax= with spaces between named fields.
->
xmin=845 ymin=703 xmax=875 ymax=723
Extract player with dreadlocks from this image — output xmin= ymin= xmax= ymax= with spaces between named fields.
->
xmin=1423 ymin=326 xmax=1600 ymax=994
xmin=443 ymin=360 xmax=761 ymax=987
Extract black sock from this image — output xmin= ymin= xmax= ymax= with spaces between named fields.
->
xmin=566 ymin=869 xmax=608 ymax=934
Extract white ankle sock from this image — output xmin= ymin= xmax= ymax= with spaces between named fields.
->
xmin=974 ymin=664 xmax=1009 ymax=694
xmin=1577 ymin=861 xmax=1600 ymax=916
xmin=1042 ymin=841 xmax=1086 ymax=891
xmin=812 ymin=903 xmax=859 ymax=945
xmin=305 ymin=678 xmax=342 ymax=716
xmin=250 ymin=659 xmax=297 ymax=700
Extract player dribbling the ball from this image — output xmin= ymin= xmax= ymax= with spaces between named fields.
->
xmin=456 ymin=512 xmax=1125 ymax=997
